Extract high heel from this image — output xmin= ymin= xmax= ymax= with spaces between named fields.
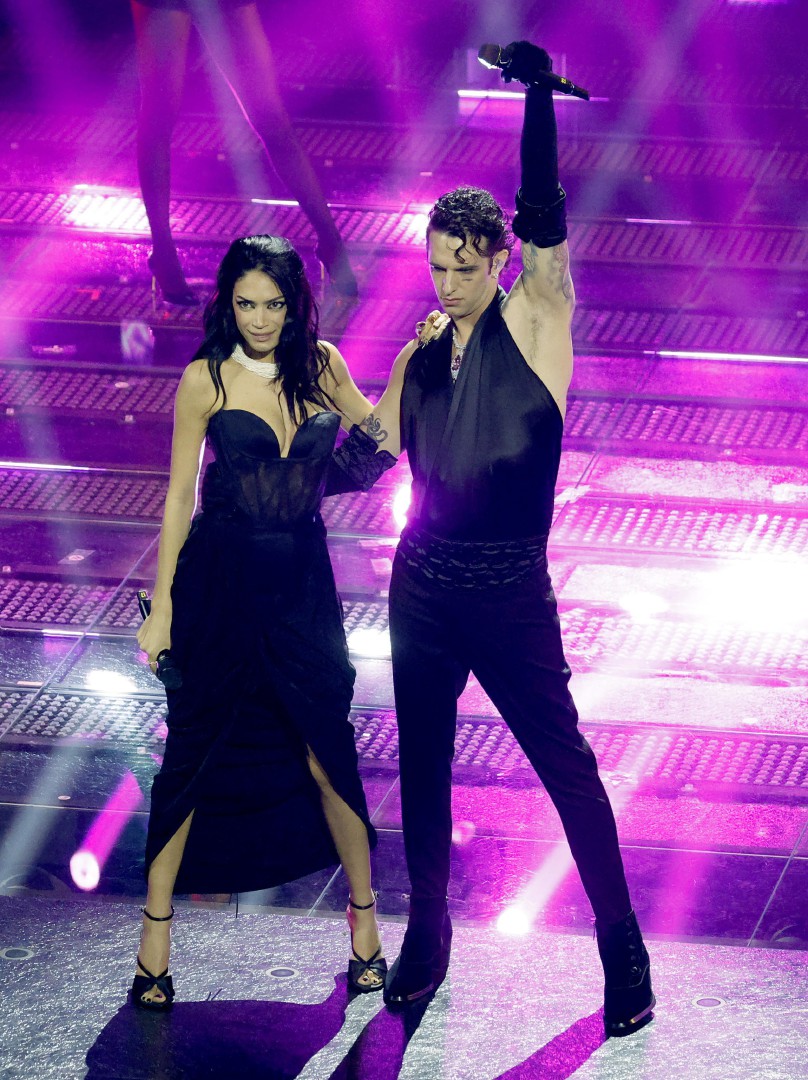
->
xmin=384 ymin=898 xmax=452 ymax=1008
xmin=346 ymin=892 xmax=387 ymax=993
xmin=315 ymin=238 xmax=358 ymax=299
xmin=147 ymin=251 xmax=198 ymax=307
xmin=131 ymin=906 xmax=176 ymax=1011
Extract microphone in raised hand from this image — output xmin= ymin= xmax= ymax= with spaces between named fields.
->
xmin=478 ymin=41 xmax=590 ymax=100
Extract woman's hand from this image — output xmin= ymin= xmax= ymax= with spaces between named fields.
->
xmin=415 ymin=310 xmax=451 ymax=347
xmin=137 ymin=610 xmax=172 ymax=669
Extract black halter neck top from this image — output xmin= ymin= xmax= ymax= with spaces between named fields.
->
xmin=400 ymin=289 xmax=563 ymax=543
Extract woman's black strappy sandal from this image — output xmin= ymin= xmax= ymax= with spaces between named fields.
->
xmin=131 ymin=906 xmax=176 ymax=1011
xmin=347 ymin=892 xmax=387 ymax=994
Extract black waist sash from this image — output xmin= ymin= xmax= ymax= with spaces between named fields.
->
xmin=397 ymin=524 xmax=548 ymax=589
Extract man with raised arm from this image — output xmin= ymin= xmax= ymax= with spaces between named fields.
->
xmin=329 ymin=41 xmax=655 ymax=1037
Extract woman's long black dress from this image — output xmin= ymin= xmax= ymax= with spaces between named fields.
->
xmin=145 ymin=407 xmax=375 ymax=893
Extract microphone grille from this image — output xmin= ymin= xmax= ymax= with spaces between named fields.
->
xmin=477 ymin=43 xmax=502 ymax=69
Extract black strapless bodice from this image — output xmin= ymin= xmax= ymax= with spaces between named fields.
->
xmin=201 ymin=408 xmax=340 ymax=529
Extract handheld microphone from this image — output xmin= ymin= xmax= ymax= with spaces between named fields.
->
xmin=136 ymin=589 xmax=183 ymax=691
xmin=478 ymin=43 xmax=590 ymax=101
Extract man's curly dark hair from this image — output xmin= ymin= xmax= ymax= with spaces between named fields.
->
xmin=427 ymin=186 xmax=514 ymax=264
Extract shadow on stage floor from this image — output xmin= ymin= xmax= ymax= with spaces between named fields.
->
xmin=86 ymin=979 xmax=431 ymax=1080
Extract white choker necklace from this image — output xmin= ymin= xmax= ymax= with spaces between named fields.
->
xmin=231 ymin=342 xmax=280 ymax=380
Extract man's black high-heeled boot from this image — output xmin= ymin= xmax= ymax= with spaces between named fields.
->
xmin=595 ymin=910 xmax=655 ymax=1037
xmin=384 ymin=897 xmax=452 ymax=1008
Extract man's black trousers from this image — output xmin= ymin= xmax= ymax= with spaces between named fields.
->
xmin=389 ymin=551 xmax=632 ymax=924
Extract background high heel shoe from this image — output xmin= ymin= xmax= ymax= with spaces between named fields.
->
xmin=148 ymin=251 xmax=198 ymax=307
xmin=315 ymin=239 xmax=358 ymax=299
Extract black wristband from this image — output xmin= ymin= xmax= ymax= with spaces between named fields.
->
xmin=512 ymin=186 xmax=567 ymax=248
xmin=324 ymin=425 xmax=397 ymax=496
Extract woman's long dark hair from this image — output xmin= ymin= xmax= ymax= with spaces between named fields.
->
xmin=192 ymin=235 xmax=333 ymax=422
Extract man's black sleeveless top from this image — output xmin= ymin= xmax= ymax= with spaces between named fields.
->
xmin=400 ymin=289 xmax=563 ymax=543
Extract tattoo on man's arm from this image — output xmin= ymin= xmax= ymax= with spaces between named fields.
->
xmin=361 ymin=414 xmax=388 ymax=444
xmin=549 ymin=243 xmax=574 ymax=302
xmin=521 ymin=241 xmax=538 ymax=277
xmin=522 ymin=241 xmax=573 ymax=304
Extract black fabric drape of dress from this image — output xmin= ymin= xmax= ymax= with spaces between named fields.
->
xmin=145 ymin=408 xmax=375 ymax=894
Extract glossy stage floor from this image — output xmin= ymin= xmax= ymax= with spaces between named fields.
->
xmin=2 ymin=896 xmax=807 ymax=1080
xmin=0 ymin=1 xmax=807 ymax=1077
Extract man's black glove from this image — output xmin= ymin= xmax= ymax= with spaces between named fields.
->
xmin=500 ymin=41 xmax=553 ymax=87
xmin=506 ymin=42 xmax=568 ymax=248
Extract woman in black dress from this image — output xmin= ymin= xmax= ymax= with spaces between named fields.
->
xmin=133 ymin=234 xmax=390 ymax=1008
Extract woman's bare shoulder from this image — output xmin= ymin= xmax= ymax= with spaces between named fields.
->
xmin=176 ymin=358 xmax=220 ymax=412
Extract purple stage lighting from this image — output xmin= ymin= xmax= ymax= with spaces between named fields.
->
xmin=347 ymin=628 xmax=391 ymax=659
xmin=70 ymin=772 xmax=144 ymax=892
xmin=69 ymin=851 xmax=100 ymax=892
xmin=64 ymin=187 xmax=147 ymax=232
xmin=85 ymin=669 xmax=138 ymax=695
xmin=392 ymin=482 xmax=412 ymax=532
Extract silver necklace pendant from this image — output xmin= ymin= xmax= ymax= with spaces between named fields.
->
xmin=231 ymin=342 xmax=280 ymax=380
xmin=451 ymin=330 xmax=467 ymax=382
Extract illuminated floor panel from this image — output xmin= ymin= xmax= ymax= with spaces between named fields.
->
xmin=3 ymin=690 xmax=806 ymax=804
xmin=0 ymin=467 xmax=167 ymax=522
xmin=1 ymin=361 xmax=804 ymax=470
xmin=552 ymin=496 xmax=808 ymax=559
xmin=2 ymin=186 xmax=807 ymax=271
xmin=0 ymin=577 xmax=121 ymax=630
xmin=0 ymin=362 xmax=179 ymax=417
xmin=1 ymin=586 xmax=804 ymax=682
xmin=1 ymin=272 xmax=806 ymax=356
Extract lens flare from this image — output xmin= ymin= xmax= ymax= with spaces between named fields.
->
xmin=347 ymin=628 xmax=391 ymax=658
xmin=64 ymin=188 xmax=147 ymax=231
xmin=451 ymin=820 xmax=477 ymax=846
xmin=85 ymin=670 xmax=137 ymax=694
xmin=69 ymin=851 xmax=100 ymax=892
xmin=619 ymin=591 xmax=670 ymax=622
xmin=392 ymin=482 xmax=411 ymax=532
xmin=69 ymin=772 xmax=145 ymax=893
xmin=700 ymin=557 xmax=808 ymax=630
xmin=496 ymin=905 xmax=533 ymax=938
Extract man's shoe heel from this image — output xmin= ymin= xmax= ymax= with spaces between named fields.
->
xmin=596 ymin=910 xmax=655 ymax=1038
xmin=383 ymin=909 xmax=452 ymax=1008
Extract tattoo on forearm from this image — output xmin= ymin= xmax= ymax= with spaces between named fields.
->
xmin=522 ymin=241 xmax=573 ymax=304
xmin=550 ymin=243 xmax=574 ymax=302
xmin=522 ymin=242 xmax=538 ymax=277
xmin=361 ymin=414 xmax=388 ymax=444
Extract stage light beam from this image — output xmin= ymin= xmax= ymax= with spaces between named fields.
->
xmin=69 ymin=771 xmax=144 ymax=892
xmin=69 ymin=851 xmax=100 ymax=892
xmin=392 ymin=482 xmax=412 ymax=532
xmin=347 ymin=628 xmax=391 ymax=659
